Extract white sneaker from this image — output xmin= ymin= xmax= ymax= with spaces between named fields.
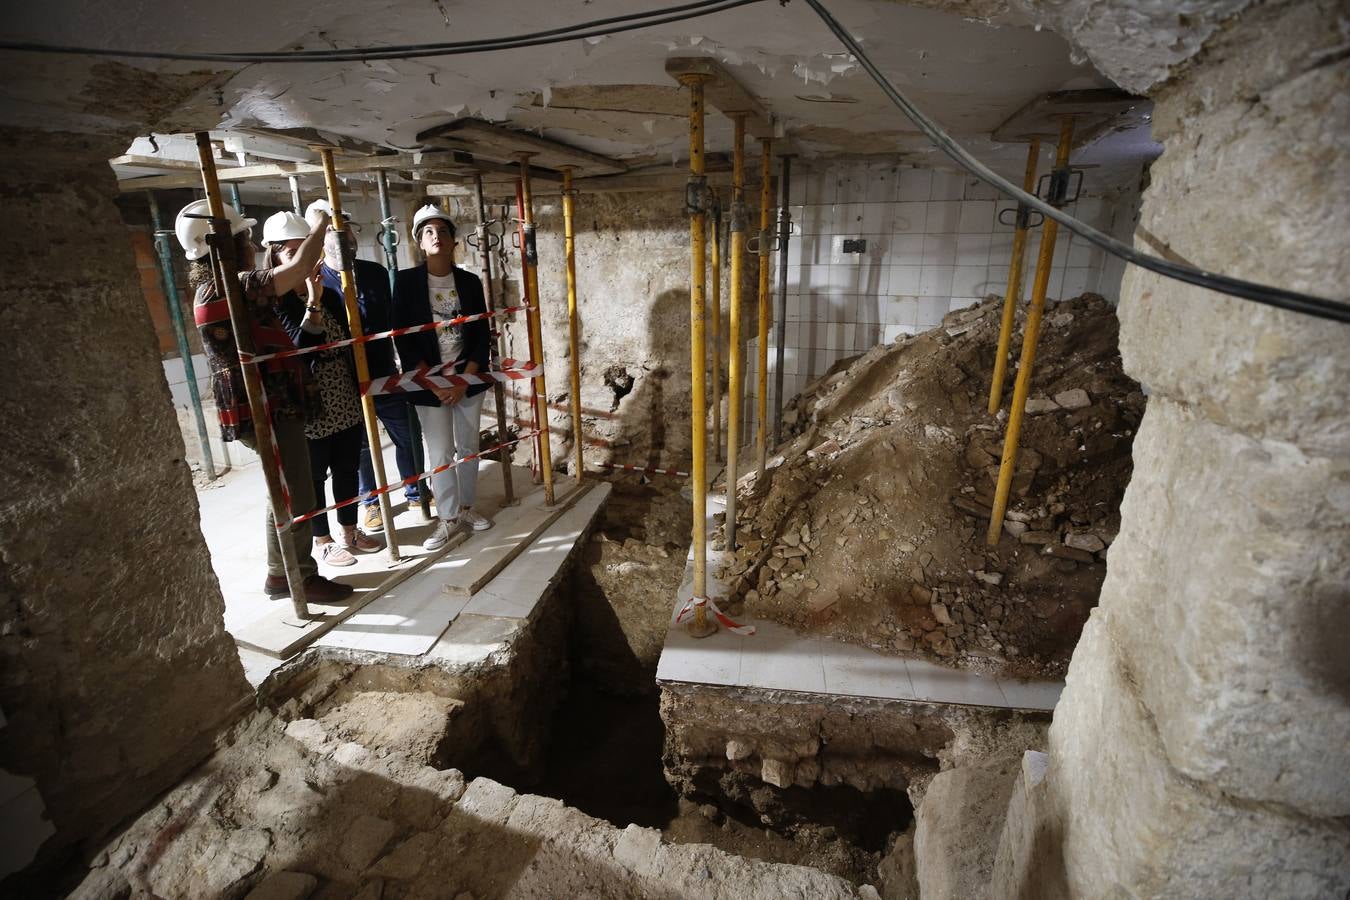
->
xmin=422 ymin=519 xmax=460 ymax=551
xmin=460 ymin=508 xmax=493 ymax=532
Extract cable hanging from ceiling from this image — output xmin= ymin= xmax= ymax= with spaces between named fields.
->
xmin=8 ymin=0 xmax=1345 ymax=321
xmin=0 ymin=0 xmax=767 ymax=63
xmin=800 ymin=0 xmax=1349 ymax=324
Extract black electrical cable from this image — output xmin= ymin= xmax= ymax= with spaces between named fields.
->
xmin=0 ymin=0 xmax=766 ymax=63
xmin=7 ymin=0 xmax=1341 ymax=321
xmin=803 ymin=0 xmax=1350 ymax=324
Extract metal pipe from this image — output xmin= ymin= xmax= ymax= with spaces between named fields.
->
xmin=375 ymin=170 xmax=398 ymax=282
xmin=514 ymin=180 xmax=540 ymax=483
xmin=193 ymin=132 xmax=310 ymax=618
xmin=988 ymin=138 xmax=1042 ymax=414
xmin=380 ymin=169 xmax=431 ymax=518
xmin=475 ymin=172 xmax=515 ymax=505
xmin=229 ymin=183 xmax=244 ymax=214
xmin=773 ymin=155 xmax=792 ymax=445
xmin=725 ymin=114 xmax=747 ymax=553
xmin=755 ymin=137 xmax=773 ymax=477
xmin=148 ymin=192 xmax=217 ymax=481
xmin=289 ymin=176 xmax=303 ymax=215
xmin=317 ymin=148 xmax=402 ymax=563
xmin=679 ymin=73 xmax=715 ymax=637
xmin=517 ymin=155 xmax=556 ymax=506
xmin=710 ymin=192 xmax=723 ymax=464
xmin=988 ymin=118 xmax=1075 ymax=545
xmin=560 ymin=167 xmax=585 ymax=486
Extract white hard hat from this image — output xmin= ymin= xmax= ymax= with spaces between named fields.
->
xmin=174 ymin=199 xmax=257 ymax=261
xmin=262 ymin=211 xmax=311 ymax=245
xmin=412 ymin=203 xmax=455 ymax=236
xmin=307 ymin=198 xmax=360 ymax=232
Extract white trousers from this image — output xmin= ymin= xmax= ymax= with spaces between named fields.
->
xmin=416 ymin=391 xmax=486 ymax=522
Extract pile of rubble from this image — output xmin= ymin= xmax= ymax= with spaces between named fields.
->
xmin=717 ymin=294 xmax=1144 ymax=677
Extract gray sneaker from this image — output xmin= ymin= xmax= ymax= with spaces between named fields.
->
xmin=460 ymin=508 xmax=493 ymax=532
xmin=422 ymin=519 xmax=463 ymax=551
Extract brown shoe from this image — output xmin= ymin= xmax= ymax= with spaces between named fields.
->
xmin=262 ymin=574 xmax=354 ymax=603
xmin=302 ymin=574 xmax=355 ymax=603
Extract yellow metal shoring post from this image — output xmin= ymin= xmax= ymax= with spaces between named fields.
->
xmin=755 ymin=137 xmax=774 ymax=477
xmin=193 ymin=132 xmax=310 ymax=619
xmin=561 ymin=166 xmax=585 ymax=484
xmin=317 ymin=148 xmax=401 ymax=563
xmin=680 ymin=73 xmax=716 ymax=638
xmin=725 ymin=114 xmax=748 ymax=554
xmin=710 ymin=190 xmax=723 ymax=464
xmin=473 ymin=172 xmax=515 ymax=506
xmin=988 ymin=117 xmax=1075 ymax=545
xmin=988 ymin=137 xmax=1042 ymax=414
xmin=517 ymin=153 xmax=556 ymax=506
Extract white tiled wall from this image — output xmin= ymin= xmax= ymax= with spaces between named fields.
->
xmin=741 ymin=160 xmax=1136 ymax=436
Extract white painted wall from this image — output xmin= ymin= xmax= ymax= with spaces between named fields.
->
xmin=744 ymin=159 xmax=1141 ymax=435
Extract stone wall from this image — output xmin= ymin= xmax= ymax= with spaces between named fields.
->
xmin=461 ymin=188 xmax=759 ymax=472
xmin=0 ymin=130 xmax=252 ymax=881
xmin=994 ymin=0 xmax=1350 ymax=895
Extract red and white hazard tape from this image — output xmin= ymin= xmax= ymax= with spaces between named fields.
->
xmin=674 ymin=596 xmax=756 ymax=636
xmin=240 ymin=304 xmax=533 ymax=365
xmin=362 ymin=359 xmax=541 ymax=397
xmin=598 ymin=462 xmax=691 ymax=478
xmin=279 ymin=431 xmax=540 ymax=529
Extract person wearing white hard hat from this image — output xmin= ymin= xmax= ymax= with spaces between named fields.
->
xmin=181 ymin=199 xmax=353 ymax=603
xmin=392 ymin=203 xmax=495 ymax=550
xmin=261 ymin=210 xmax=381 ymax=568
xmin=307 ymin=199 xmax=423 ymax=535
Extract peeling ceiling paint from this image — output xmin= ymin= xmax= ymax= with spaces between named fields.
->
xmin=5 ymin=0 xmax=1170 ymax=186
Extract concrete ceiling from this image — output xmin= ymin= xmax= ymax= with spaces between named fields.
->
xmin=3 ymin=0 xmax=1164 ymax=190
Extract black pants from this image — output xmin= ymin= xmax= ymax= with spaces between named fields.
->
xmin=308 ymin=423 xmax=363 ymax=538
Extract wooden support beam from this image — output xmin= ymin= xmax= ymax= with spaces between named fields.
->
xmin=116 ymin=150 xmax=482 ymax=192
xmin=665 ymin=57 xmax=774 ymax=139
xmin=109 ymin=154 xmax=204 ymax=171
xmin=417 ymin=119 xmax=627 ymax=176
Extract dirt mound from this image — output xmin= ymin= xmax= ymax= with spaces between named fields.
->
xmin=718 ymin=294 xmax=1144 ymax=678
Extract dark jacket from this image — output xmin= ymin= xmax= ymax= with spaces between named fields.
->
xmin=391 ymin=263 xmax=491 ymax=406
xmin=319 ymin=259 xmax=398 ymax=379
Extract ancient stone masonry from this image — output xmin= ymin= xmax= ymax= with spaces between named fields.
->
xmin=993 ymin=1 xmax=1350 ymax=895
xmin=716 ymin=294 xmax=1142 ymax=676
xmin=486 ymin=189 xmax=760 ymax=472
xmin=0 ymin=129 xmax=252 ymax=873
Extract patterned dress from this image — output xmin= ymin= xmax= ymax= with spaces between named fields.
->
xmin=303 ymin=308 xmax=363 ymax=441
xmin=194 ymin=269 xmax=320 ymax=442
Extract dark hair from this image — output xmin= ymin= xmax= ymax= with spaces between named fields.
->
xmin=418 ymin=217 xmax=456 ymax=242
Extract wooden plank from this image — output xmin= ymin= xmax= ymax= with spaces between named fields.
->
xmin=110 ymin=154 xmax=202 ymax=171
xmin=232 ymin=481 xmax=591 ymax=658
xmin=116 ymin=150 xmax=480 ymax=192
xmin=441 ymin=482 xmax=592 ymax=598
xmin=417 ymin=119 xmax=627 ymax=176
xmin=992 ymin=89 xmax=1146 ymax=147
xmin=425 ymin=170 xmax=739 ymax=198
xmin=665 ymin=57 xmax=775 ymax=139
xmin=232 ymin=528 xmax=471 ymax=658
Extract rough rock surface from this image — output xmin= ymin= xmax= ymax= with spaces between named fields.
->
xmin=0 ymin=129 xmax=251 ymax=875
xmin=70 ymin=707 xmax=863 ymax=899
xmin=487 ymin=190 xmax=759 ymax=472
xmin=994 ymin=1 xmax=1350 ymax=895
xmin=719 ymin=293 xmax=1142 ymax=676
xmin=913 ymin=756 xmax=1021 ymax=900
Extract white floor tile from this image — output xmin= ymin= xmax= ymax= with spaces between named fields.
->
xmin=820 ymin=639 xmax=915 ymax=700
xmin=738 ymin=631 xmax=825 ymax=692
xmin=996 ymin=677 xmax=1063 ymax=711
xmin=905 ymin=658 xmax=1009 ymax=707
